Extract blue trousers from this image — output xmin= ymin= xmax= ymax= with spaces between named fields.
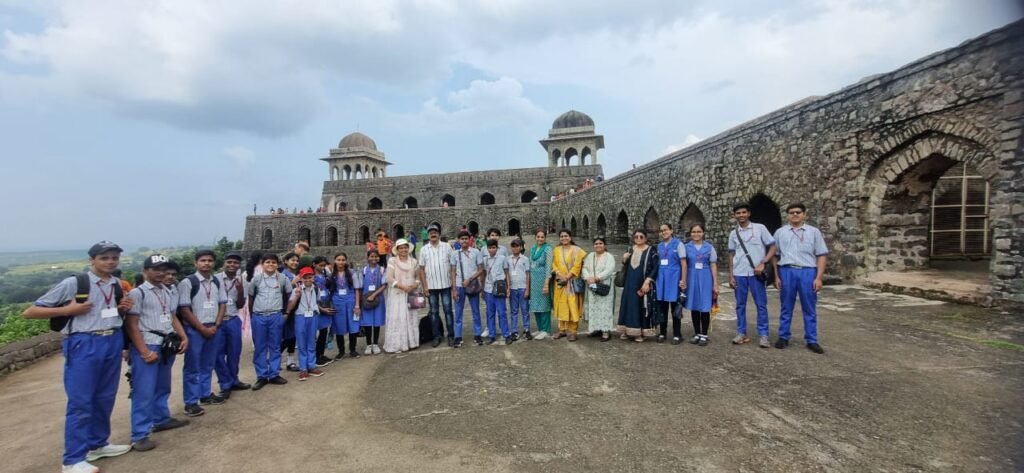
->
xmin=294 ymin=314 xmax=318 ymax=371
xmin=130 ymin=343 xmax=174 ymax=441
xmin=455 ymin=288 xmax=481 ymax=337
xmin=183 ymin=323 xmax=217 ymax=405
xmin=252 ymin=313 xmax=284 ymax=380
xmin=778 ymin=267 xmax=819 ymax=344
xmin=331 ymin=294 xmax=360 ymax=334
xmin=62 ymin=331 xmax=122 ymax=465
xmin=427 ymin=288 xmax=453 ymax=341
xmin=735 ymin=276 xmax=770 ymax=337
xmin=485 ymin=292 xmax=511 ymax=339
xmin=508 ymin=288 xmax=529 ymax=332
xmin=214 ymin=316 xmax=242 ymax=391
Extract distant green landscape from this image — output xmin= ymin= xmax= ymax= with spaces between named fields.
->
xmin=0 ymin=250 xmax=87 ymax=267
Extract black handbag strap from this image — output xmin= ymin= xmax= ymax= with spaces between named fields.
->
xmin=735 ymin=225 xmax=759 ymax=270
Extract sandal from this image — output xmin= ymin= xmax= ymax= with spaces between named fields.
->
xmin=619 ymin=333 xmax=629 ymax=340
xmin=552 ymin=332 xmax=566 ymax=340
xmin=600 ymin=333 xmax=611 ymax=342
xmin=635 ymin=336 xmax=645 ymax=343
xmin=567 ymin=333 xmax=577 ymax=342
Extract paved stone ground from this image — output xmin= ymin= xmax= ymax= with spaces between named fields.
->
xmin=1 ymin=284 xmax=1021 ymax=473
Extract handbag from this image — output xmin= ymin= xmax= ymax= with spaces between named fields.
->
xmin=407 ymin=291 xmax=427 ymax=310
xmin=561 ymin=246 xmax=585 ymax=294
xmin=614 ymin=252 xmax=630 ymax=287
xmin=493 ymin=279 xmax=508 ymax=297
xmin=459 ymin=251 xmax=482 ymax=295
xmin=360 ymin=266 xmax=383 ymax=309
xmin=588 ymin=253 xmax=611 ymax=296
xmin=735 ymin=225 xmax=775 ymax=286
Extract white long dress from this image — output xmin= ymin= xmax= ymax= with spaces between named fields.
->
xmin=383 ymin=256 xmax=420 ymax=353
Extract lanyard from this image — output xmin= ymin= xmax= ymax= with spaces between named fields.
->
xmin=487 ymin=257 xmax=500 ymax=276
xmin=512 ymin=256 xmax=522 ymax=272
xmin=790 ymin=227 xmax=805 ymax=243
xmin=201 ymin=279 xmax=212 ymax=300
xmin=365 ymin=266 xmax=380 ymax=285
xmin=153 ymin=286 xmax=169 ymax=314
xmin=738 ymin=225 xmax=756 ymax=242
xmin=659 ymin=240 xmax=674 ymax=259
xmin=261 ymin=274 xmax=279 ymax=290
xmin=98 ymin=282 xmax=115 ymax=308
xmin=301 ymin=287 xmax=316 ymax=312
xmin=225 ymin=277 xmax=238 ymax=297
xmin=336 ymin=271 xmax=349 ymax=288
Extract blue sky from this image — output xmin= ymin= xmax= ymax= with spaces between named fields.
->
xmin=0 ymin=0 xmax=1020 ymax=251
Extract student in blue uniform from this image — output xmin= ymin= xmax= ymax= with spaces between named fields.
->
xmin=312 ymin=256 xmax=335 ymax=367
xmin=483 ymin=239 xmax=512 ymax=344
xmin=361 ymin=251 xmax=387 ymax=355
xmin=772 ymin=203 xmax=829 ymax=354
xmin=655 ymin=223 xmax=687 ymax=344
xmin=246 ymin=253 xmax=293 ymax=390
xmin=507 ymin=240 xmax=531 ymax=340
xmin=450 ymin=231 xmax=484 ymax=347
xmin=327 ymin=253 xmax=364 ymax=359
xmin=684 ymin=224 xmax=719 ymax=346
xmin=24 ymin=241 xmax=134 ymax=473
xmin=286 ymin=267 xmax=325 ymax=381
xmin=214 ymin=252 xmax=251 ymax=398
xmin=177 ymin=249 xmax=228 ymax=417
xmin=280 ymin=252 xmax=300 ymax=372
xmin=124 ymin=254 xmax=191 ymax=453
xmin=727 ymin=203 xmax=777 ymax=348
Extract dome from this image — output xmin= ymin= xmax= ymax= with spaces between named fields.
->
xmin=338 ymin=132 xmax=377 ymax=150
xmin=552 ymin=110 xmax=594 ymax=129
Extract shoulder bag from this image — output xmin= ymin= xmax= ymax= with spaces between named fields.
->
xmin=459 ymin=250 xmax=482 ymax=295
xmin=736 ymin=226 xmax=775 ymax=286
xmin=360 ymin=267 xmax=383 ymax=310
xmin=614 ymin=251 xmax=630 ymax=288
xmin=589 ymin=254 xmax=611 ymax=296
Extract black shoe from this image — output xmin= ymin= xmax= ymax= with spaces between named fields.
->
xmin=432 ymin=337 xmax=443 ymax=348
xmin=251 ymin=378 xmax=269 ymax=391
xmin=184 ymin=404 xmax=205 ymax=417
xmin=698 ymin=337 xmax=709 ymax=347
xmin=775 ymin=338 xmax=790 ymax=349
xmin=218 ymin=390 xmax=231 ymax=400
xmin=269 ymin=375 xmax=288 ymax=385
xmin=807 ymin=343 xmax=825 ymax=354
xmin=454 ymin=338 xmax=463 ymax=348
xmin=334 ymin=352 xmax=346 ymax=361
xmin=349 ymin=350 xmax=361 ymax=358
xmin=474 ymin=336 xmax=483 ymax=346
xmin=670 ymin=337 xmax=682 ymax=345
xmin=315 ymin=357 xmax=333 ymax=367
xmin=152 ymin=417 xmax=190 ymax=433
xmin=285 ymin=363 xmax=300 ymax=372
xmin=487 ymin=337 xmax=496 ymax=345
xmin=510 ymin=332 xmax=519 ymax=341
xmin=447 ymin=338 xmax=454 ymax=347
xmin=132 ymin=437 xmax=156 ymax=452
xmin=523 ymin=331 xmax=533 ymax=340
xmin=199 ymin=394 xmax=225 ymax=405
xmin=505 ymin=336 xmax=515 ymax=345
xmin=230 ymin=382 xmax=251 ymax=391
xmin=656 ymin=334 xmax=666 ymax=343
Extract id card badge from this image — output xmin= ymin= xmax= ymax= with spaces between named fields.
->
xmin=303 ymin=310 xmax=315 ymax=318
xmin=353 ymin=312 xmax=361 ymax=322
xmin=101 ymin=307 xmax=119 ymax=318
xmin=203 ymin=301 xmax=216 ymax=310
xmin=511 ymin=270 xmax=519 ymax=277
xmin=660 ymin=259 xmax=669 ymax=266
xmin=160 ymin=313 xmax=172 ymax=324
xmin=338 ymin=289 xmax=348 ymax=296
xmin=695 ymin=262 xmax=704 ymax=270
xmin=367 ymin=285 xmax=376 ymax=291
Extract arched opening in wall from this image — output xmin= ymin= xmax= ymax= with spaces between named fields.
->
xmin=359 ymin=226 xmax=370 ymax=244
xmin=393 ymin=224 xmax=405 ymax=240
xmin=368 ymin=197 xmax=383 ymax=210
xmin=596 ymin=213 xmax=607 ymax=237
xmin=480 ymin=192 xmax=496 ymax=205
xmin=551 ymin=149 xmax=562 ymax=167
xmin=644 ymin=206 xmax=660 ymax=238
xmin=521 ymin=190 xmax=538 ymax=203
xmin=749 ymin=193 xmax=783 ymax=235
xmin=326 ymin=226 xmax=338 ymax=246
xmin=336 ymin=201 xmax=348 ymax=212
xmin=581 ymin=147 xmax=592 ymax=166
xmin=372 ymin=167 xmax=378 ymax=178
xmin=403 ymin=197 xmax=418 ymax=209
xmin=508 ymin=219 xmax=521 ymax=238
xmin=582 ymin=215 xmax=590 ymax=238
xmin=442 ymin=194 xmax=456 ymax=207
xmin=355 ymin=164 xmax=363 ymax=179
xmin=615 ymin=210 xmax=629 ymax=244
xmin=298 ymin=227 xmax=311 ymax=245
xmin=331 ymin=166 xmax=338 ymax=181
xmin=343 ymin=165 xmax=352 ymax=180
xmin=262 ymin=229 xmax=273 ymax=250
xmin=931 ymin=162 xmax=991 ymax=260
xmin=570 ymin=217 xmax=578 ymax=235
xmin=467 ymin=221 xmax=480 ymax=236
xmin=679 ymin=204 xmax=706 ymax=240
xmin=564 ymin=148 xmax=579 ymax=167
xmin=561 ymin=218 xmax=566 ymax=230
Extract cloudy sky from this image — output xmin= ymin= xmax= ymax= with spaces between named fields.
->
xmin=0 ymin=0 xmax=1020 ymax=251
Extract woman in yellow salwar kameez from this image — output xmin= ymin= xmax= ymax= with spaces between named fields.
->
xmin=551 ymin=229 xmax=587 ymax=341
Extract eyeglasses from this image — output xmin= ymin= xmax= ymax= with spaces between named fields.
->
xmin=634 ymin=235 xmax=646 ymax=239
xmin=788 ymin=210 xmax=804 ymax=215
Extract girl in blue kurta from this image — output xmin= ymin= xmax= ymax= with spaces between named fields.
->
xmin=684 ymin=224 xmax=719 ymax=346
xmin=360 ymin=252 xmax=386 ymax=355
xmin=328 ymin=253 xmax=364 ymax=359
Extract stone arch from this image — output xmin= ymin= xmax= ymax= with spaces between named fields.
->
xmin=550 ymin=148 xmax=562 ymax=167
xmin=342 ymin=165 xmax=352 ymax=180
xmin=615 ymin=210 xmax=629 ymax=244
xmin=262 ymin=228 xmax=273 ymax=250
xmin=441 ymin=194 xmax=456 ymax=207
xmin=359 ymin=226 xmax=370 ymax=244
xmin=564 ymin=147 xmax=579 ymax=167
xmin=582 ymin=215 xmax=590 ymax=238
xmin=861 ymin=132 xmax=999 ymax=274
xmin=596 ymin=213 xmax=607 ymax=237
xmin=330 ymin=166 xmax=338 ymax=181
xmin=367 ymin=197 xmax=383 ymax=210
xmin=393 ymin=224 xmax=405 ymax=240
xmin=467 ymin=221 xmax=480 ymax=236
xmin=521 ymin=190 xmax=538 ymax=203
xmin=372 ymin=166 xmax=379 ymax=178
xmin=403 ymin=196 xmax=418 ymax=209
xmin=643 ymin=206 xmax=660 ymax=237
xmin=749 ymin=193 xmax=783 ymax=235
xmin=325 ymin=226 xmax=338 ymax=246
xmin=355 ymin=164 xmax=363 ymax=179
xmin=480 ymin=192 xmax=496 ymax=205
xmin=298 ymin=227 xmax=311 ymax=245
xmin=581 ymin=146 xmax=592 ymax=166
xmin=679 ymin=204 xmax=706 ymax=240
xmin=570 ymin=216 xmax=578 ymax=235
xmin=508 ymin=218 xmax=521 ymax=238
xmin=561 ymin=218 xmax=567 ymax=230
xmin=336 ymin=201 xmax=348 ymax=212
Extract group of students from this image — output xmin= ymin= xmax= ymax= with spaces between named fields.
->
xmin=26 ymin=201 xmax=828 ymax=473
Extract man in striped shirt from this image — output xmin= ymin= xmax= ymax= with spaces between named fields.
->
xmin=418 ymin=224 xmax=453 ymax=347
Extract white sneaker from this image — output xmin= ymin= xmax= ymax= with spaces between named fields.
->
xmin=533 ymin=331 xmax=548 ymax=340
xmin=481 ymin=328 xmax=490 ymax=338
xmin=62 ymin=461 xmax=98 ymax=473
xmin=371 ymin=344 xmax=381 ymax=355
xmin=85 ymin=443 xmax=131 ymax=462
xmin=365 ymin=345 xmax=374 ymax=355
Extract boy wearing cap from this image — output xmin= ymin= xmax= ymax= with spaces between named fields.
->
xmin=247 ymin=254 xmax=293 ymax=390
xmin=24 ymin=241 xmax=135 ymax=473
xmin=418 ymin=224 xmax=453 ymax=347
xmin=214 ymin=252 xmax=251 ymax=398
xmin=286 ymin=267 xmax=326 ymax=380
xmin=125 ymin=255 xmax=191 ymax=452
xmin=178 ymin=250 xmax=228 ymax=417
xmin=450 ymin=231 xmax=484 ymax=347
xmin=483 ymin=240 xmax=513 ymax=345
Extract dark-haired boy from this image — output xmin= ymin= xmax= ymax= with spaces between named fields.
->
xmin=125 ymin=254 xmax=191 ymax=452
xmin=450 ymin=231 xmax=484 ymax=347
xmin=214 ymin=252 xmax=251 ymax=398
xmin=178 ymin=249 xmax=227 ymax=416
xmin=247 ymin=254 xmax=293 ymax=390
xmin=280 ymin=252 xmax=300 ymax=372
xmin=24 ymin=241 xmax=134 ymax=473
xmin=507 ymin=240 xmax=532 ymax=340
xmin=727 ymin=203 xmax=776 ymax=348
xmin=483 ymin=239 xmax=512 ymax=344
xmin=772 ymin=203 xmax=828 ymax=354
xmin=312 ymin=255 xmax=335 ymax=366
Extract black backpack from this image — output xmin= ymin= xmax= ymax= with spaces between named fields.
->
xmin=50 ymin=273 xmax=125 ymax=332
xmin=187 ymin=274 xmax=221 ymax=300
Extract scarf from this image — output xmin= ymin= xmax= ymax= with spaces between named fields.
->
xmin=530 ymin=243 xmax=550 ymax=263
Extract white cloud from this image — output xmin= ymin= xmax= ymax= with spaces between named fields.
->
xmin=222 ymin=145 xmax=255 ymax=167
xmin=390 ymin=77 xmax=546 ymax=132
xmin=664 ymin=134 xmax=702 ymax=154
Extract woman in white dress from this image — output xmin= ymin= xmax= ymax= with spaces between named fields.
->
xmin=383 ymin=239 xmax=420 ymax=353
xmin=582 ymin=236 xmax=617 ymax=341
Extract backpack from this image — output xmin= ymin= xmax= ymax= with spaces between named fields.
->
xmin=50 ymin=273 xmax=125 ymax=332
xmin=187 ymin=274 xmax=221 ymax=300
